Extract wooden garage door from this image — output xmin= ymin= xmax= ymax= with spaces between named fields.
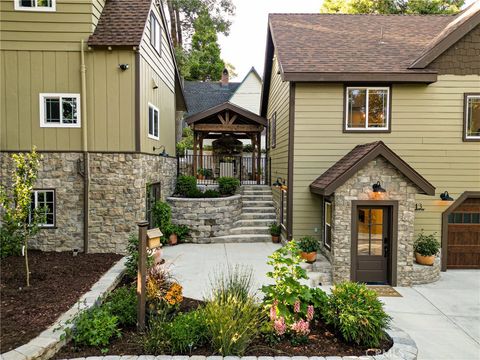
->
xmin=447 ymin=198 xmax=480 ymax=269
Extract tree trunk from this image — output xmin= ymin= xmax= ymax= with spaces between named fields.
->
xmin=175 ymin=7 xmax=183 ymax=48
xmin=166 ymin=0 xmax=178 ymax=47
xmin=23 ymin=225 xmax=30 ymax=287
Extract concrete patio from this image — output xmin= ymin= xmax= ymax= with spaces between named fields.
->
xmin=163 ymin=243 xmax=480 ymax=360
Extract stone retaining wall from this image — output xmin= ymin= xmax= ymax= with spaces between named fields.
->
xmin=412 ymin=257 xmax=441 ymax=285
xmin=167 ymin=195 xmax=242 ymax=243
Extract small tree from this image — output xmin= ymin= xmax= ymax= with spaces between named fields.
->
xmin=0 ymin=147 xmax=45 ymax=286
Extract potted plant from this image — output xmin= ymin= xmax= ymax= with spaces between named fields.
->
xmin=197 ymin=168 xmax=205 ymax=180
xmin=298 ymin=236 xmax=318 ymax=263
xmin=166 ymin=224 xmax=190 ymax=246
xmin=414 ymin=231 xmax=440 ymax=266
xmin=269 ymin=223 xmax=281 ymax=243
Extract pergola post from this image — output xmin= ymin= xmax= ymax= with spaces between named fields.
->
xmin=193 ymin=131 xmax=198 ymax=177
xmin=251 ymin=135 xmax=256 ymax=183
xmin=199 ymin=134 xmax=204 ymax=170
xmin=257 ymin=132 xmax=261 ymax=184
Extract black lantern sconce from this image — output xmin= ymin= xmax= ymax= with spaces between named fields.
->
xmin=153 ymin=145 xmax=167 ymax=157
xmin=440 ymin=191 xmax=454 ymax=201
xmin=372 ymin=181 xmax=386 ymax=193
xmin=273 ymin=177 xmax=282 ymax=187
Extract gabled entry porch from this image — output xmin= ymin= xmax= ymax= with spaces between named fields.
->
xmin=180 ymin=102 xmax=268 ymax=185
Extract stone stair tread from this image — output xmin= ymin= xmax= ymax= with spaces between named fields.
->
xmin=210 ymin=234 xmax=272 ymax=243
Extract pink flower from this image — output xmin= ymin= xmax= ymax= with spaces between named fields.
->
xmin=291 ymin=319 xmax=310 ymax=336
xmin=270 ymin=300 xmax=278 ymax=321
xmin=307 ymin=305 xmax=314 ymax=321
xmin=294 ymin=300 xmax=301 ymax=313
xmin=273 ymin=316 xmax=287 ymax=336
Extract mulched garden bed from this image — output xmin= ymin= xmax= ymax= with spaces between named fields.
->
xmin=54 ymin=295 xmax=392 ymax=359
xmin=0 ymin=250 xmax=123 ymax=353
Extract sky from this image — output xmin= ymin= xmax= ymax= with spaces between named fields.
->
xmin=218 ymin=0 xmax=478 ymax=81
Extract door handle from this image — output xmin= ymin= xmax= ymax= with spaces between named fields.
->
xmin=383 ymin=237 xmax=388 ymax=257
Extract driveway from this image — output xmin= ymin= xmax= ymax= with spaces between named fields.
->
xmin=163 ymin=244 xmax=480 ymax=360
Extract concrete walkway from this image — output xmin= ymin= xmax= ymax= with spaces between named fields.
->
xmin=162 ymin=244 xmax=480 ymax=360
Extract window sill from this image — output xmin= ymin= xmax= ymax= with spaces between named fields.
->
xmin=14 ymin=7 xmax=56 ymax=12
xmin=148 ymin=134 xmax=160 ymax=141
xmin=39 ymin=226 xmax=57 ymax=230
xmin=343 ymin=129 xmax=391 ymax=134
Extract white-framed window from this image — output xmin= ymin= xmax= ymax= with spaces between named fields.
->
xmin=148 ymin=103 xmax=159 ymax=140
xmin=29 ymin=189 xmax=55 ymax=227
xmin=150 ymin=12 xmax=161 ymax=55
xmin=464 ymin=94 xmax=480 ymax=141
xmin=39 ymin=93 xmax=80 ymax=128
xmin=324 ymin=200 xmax=332 ymax=250
xmin=345 ymin=87 xmax=390 ymax=131
xmin=14 ymin=0 xmax=56 ymax=11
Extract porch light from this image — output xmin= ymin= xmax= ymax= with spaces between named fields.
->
xmin=273 ymin=177 xmax=282 ymax=187
xmin=372 ymin=181 xmax=386 ymax=193
xmin=440 ymin=191 xmax=454 ymax=201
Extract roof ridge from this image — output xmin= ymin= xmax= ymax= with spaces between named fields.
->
xmin=268 ymin=12 xmax=454 ymax=17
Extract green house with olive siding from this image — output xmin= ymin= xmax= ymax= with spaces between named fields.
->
xmin=0 ymin=0 xmax=186 ymax=253
xmin=262 ymin=5 xmax=480 ymax=285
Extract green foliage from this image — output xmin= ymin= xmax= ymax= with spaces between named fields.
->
xmin=0 ymin=148 xmax=44 ymax=285
xmin=176 ymin=127 xmax=194 ymax=155
xmin=269 ymin=223 xmax=282 ymax=236
xmin=203 ymin=189 xmax=221 ymax=198
xmin=323 ymin=282 xmax=391 ymax=347
xmin=164 ymin=310 xmax=208 ymax=354
xmin=209 ymin=265 xmax=255 ymax=304
xmin=152 ymin=201 xmax=172 ymax=230
xmin=217 ymin=177 xmax=240 ymax=196
xmin=69 ymin=306 xmax=121 ymax=348
xmin=141 ymin=312 xmax=170 ymax=354
xmin=170 ymin=224 xmax=190 ymax=242
xmin=125 ymin=233 xmax=154 ymax=278
xmin=104 ymin=286 xmax=137 ymax=327
xmin=320 ymin=0 xmax=464 ymax=14
xmin=175 ymin=175 xmax=197 ymax=197
xmin=197 ymin=168 xmax=213 ymax=178
xmin=414 ymin=231 xmax=440 ymax=256
xmin=0 ymin=227 xmax=22 ymax=259
xmin=298 ymin=236 xmax=319 ymax=253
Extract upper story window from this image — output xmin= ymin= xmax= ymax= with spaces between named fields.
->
xmin=345 ymin=87 xmax=390 ymax=132
xmin=29 ymin=189 xmax=55 ymax=227
xmin=150 ymin=13 xmax=161 ymax=55
xmin=15 ymin=0 xmax=56 ymax=11
xmin=148 ymin=103 xmax=159 ymax=140
xmin=40 ymin=93 xmax=80 ymax=128
xmin=464 ymin=94 xmax=480 ymax=141
xmin=271 ymin=112 xmax=277 ymax=148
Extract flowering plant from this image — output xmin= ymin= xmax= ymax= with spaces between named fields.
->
xmin=146 ymin=263 xmax=183 ymax=308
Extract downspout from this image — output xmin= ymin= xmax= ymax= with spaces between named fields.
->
xmin=81 ymin=40 xmax=89 ymax=253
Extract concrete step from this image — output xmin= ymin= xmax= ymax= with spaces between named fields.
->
xmin=242 ymin=190 xmax=272 ymax=195
xmin=243 ymin=200 xmax=274 ymax=207
xmin=242 ymin=185 xmax=271 ymax=189
xmin=229 ymin=226 xmax=270 ymax=235
xmin=210 ymin=234 xmax=272 ymax=243
xmin=242 ymin=207 xmax=276 ymax=214
xmin=242 ymin=195 xmax=273 ymax=200
xmin=240 ymin=213 xmax=276 ymax=220
xmin=308 ymin=271 xmax=332 ymax=287
xmin=234 ymin=219 xmax=276 ymax=227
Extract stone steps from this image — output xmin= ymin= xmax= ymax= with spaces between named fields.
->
xmin=300 ymin=254 xmax=333 ymax=286
xmin=209 ymin=234 xmax=272 ymax=243
xmin=229 ymin=226 xmax=270 ymax=235
xmin=243 ymin=200 xmax=274 ymax=207
xmin=234 ymin=219 xmax=276 ymax=227
xmin=242 ymin=190 xmax=272 ymax=195
xmin=242 ymin=207 xmax=276 ymax=213
xmin=239 ymin=213 xmax=276 ymax=220
xmin=242 ymin=194 xmax=272 ymax=200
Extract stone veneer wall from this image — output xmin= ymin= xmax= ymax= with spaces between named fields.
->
xmin=167 ymin=195 xmax=242 ymax=243
xmin=332 ymin=156 xmax=418 ymax=286
xmin=0 ymin=152 xmax=176 ymax=254
xmin=412 ymin=257 xmax=441 ymax=285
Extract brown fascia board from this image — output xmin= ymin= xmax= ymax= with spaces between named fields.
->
xmin=283 ymin=72 xmax=438 ymax=83
xmin=310 ymin=142 xmax=436 ymax=196
xmin=260 ymin=24 xmax=275 ymax=118
xmin=410 ymin=10 xmax=480 ymax=69
xmin=185 ymin=102 xmax=268 ymax=126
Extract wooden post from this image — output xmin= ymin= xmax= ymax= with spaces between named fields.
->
xmin=257 ymin=132 xmax=262 ymax=184
xmin=251 ymin=135 xmax=256 ymax=183
xmin=199 ymin=134 xmax=204 ymax=170
xmin=137 ymin=220 xmax=149 ymax=331
xmin=193 ymin=132 xmax=198 ymax=177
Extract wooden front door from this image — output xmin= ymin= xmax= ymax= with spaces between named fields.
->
xmin=447 ymin=198 xmax=480 ymax=269
xmin=354 ymin=207 xmax=391 ymax=284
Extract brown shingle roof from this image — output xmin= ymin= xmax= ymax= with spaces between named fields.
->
xmin=88 ymin=0 xmax=152 ymax=46
xmin=269 ymin=13 xmax=453 ymax=75
xmin=309 ymin=141 xmax=435 ymax=196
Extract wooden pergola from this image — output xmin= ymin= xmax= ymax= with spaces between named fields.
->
xmin=185 ymin=102 xmax=268 ymax=183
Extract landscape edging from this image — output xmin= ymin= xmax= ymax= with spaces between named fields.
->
xmin=0 ymin=257 xmax=127 ymax=360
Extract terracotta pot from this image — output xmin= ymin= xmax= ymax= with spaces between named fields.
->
xmin=197 ymin=174 xmax=204 ymax=180
xmin=169 ymin=233 xmax=178 ymax=246
xmin=415 ymin=252 xmax=435 ymax=266
xmin=271 ymin=235 xmax=280 ymax=243
xmin=301 ymin=251 xmax=317 ymax=263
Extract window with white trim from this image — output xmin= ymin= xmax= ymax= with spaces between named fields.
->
xmin=30 ymin=190 xmax=55 ymax=227
xmin=150 ymin=12 xmax=161 ymax=55
xmin=324 ymin=200 xmax=332 ymax=250
xmin=15 ymin=0 xmax=56 ymax=11
xmin=148 ymin=103 xmax=159 ymax=140
xmin=345 ymin=87 xmax=390 ymax=131
xmin=40 ymin=93 xmax=80 ymax=128
xmin=465 ymin=94 xmax=480 ymax=141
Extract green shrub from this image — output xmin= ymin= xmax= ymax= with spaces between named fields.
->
xmin=105 ymin=286 xmax=137 ymax=327
xmin=323 ymin=282 xmax=391 ymax=347
xmin=142 ymin=313 xmax=170 ymax=354
xmin=170 ymin=224 xmax=190 ymax=242
xmin=298 ymin=236 xmax=319 ymax=253
xmin=269 ymin=223 xmax=281 ymax=236
xmin=209 ymin=265 xmax=255 ymax=304
xmin=203 ymin=189 xmax=221 ymax=198
xmin=204 ymin=294 xmax=265 ymax=355
xmin=70 ymin=306 xmax=120 ymax=348
xmin=165 ymin=310 xmax=208 ymax=353
xmin=125 ymin=233 xmax=154 ymax=279
xmin=414 ymin=231 xmax=440 ymax=256
xmin=152 ymin=201 xmax=171 ymax=229
xmin=176 ymin=175 xmax=197 ymax=196
xmin=217 ymin=177 xmax=240 ymax=196
xmin=186 ymin=188 xmax=204 ymax=198
xmin=0 ymin=226 xmax=22 ymax=259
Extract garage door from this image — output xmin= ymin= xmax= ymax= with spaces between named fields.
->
xmin=447 ymin=198 xmax=480 ymax=269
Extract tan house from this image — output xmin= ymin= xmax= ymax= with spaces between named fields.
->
xmin=262 ymin=4 xmax=480 ymax=285
xmin=0 ymin=0 xmax=186 ymax=253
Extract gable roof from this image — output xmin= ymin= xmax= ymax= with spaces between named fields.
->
xmin=309 ymin=141 xmax=435 ymax=196
xmin=184 ymin=81 xmax=241 ymax=117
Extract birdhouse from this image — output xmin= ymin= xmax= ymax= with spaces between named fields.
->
xmin=146 ymin=228 xmax=163 ymax=249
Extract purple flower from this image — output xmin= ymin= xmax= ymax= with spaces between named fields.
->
xmin=307 ymin=305 xmax=314 ymax=321
xmin=273 ymin=316 xmax=287 ymax=336
xmin=291 ymin=319 xmax=310 ymax=336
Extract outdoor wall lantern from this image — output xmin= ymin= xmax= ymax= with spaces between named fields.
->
xmin=440 ymin=191 xmax=454 ymax=201
xmin=118 ymin=63 xmax=129 ymax=71
xmin=153 ymin=145 xmax=167 ymax=157
xmin=372 ymin=181 xmax=386 ymax=193
xmin=273 ymin=177 xmax=283 ymax=187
